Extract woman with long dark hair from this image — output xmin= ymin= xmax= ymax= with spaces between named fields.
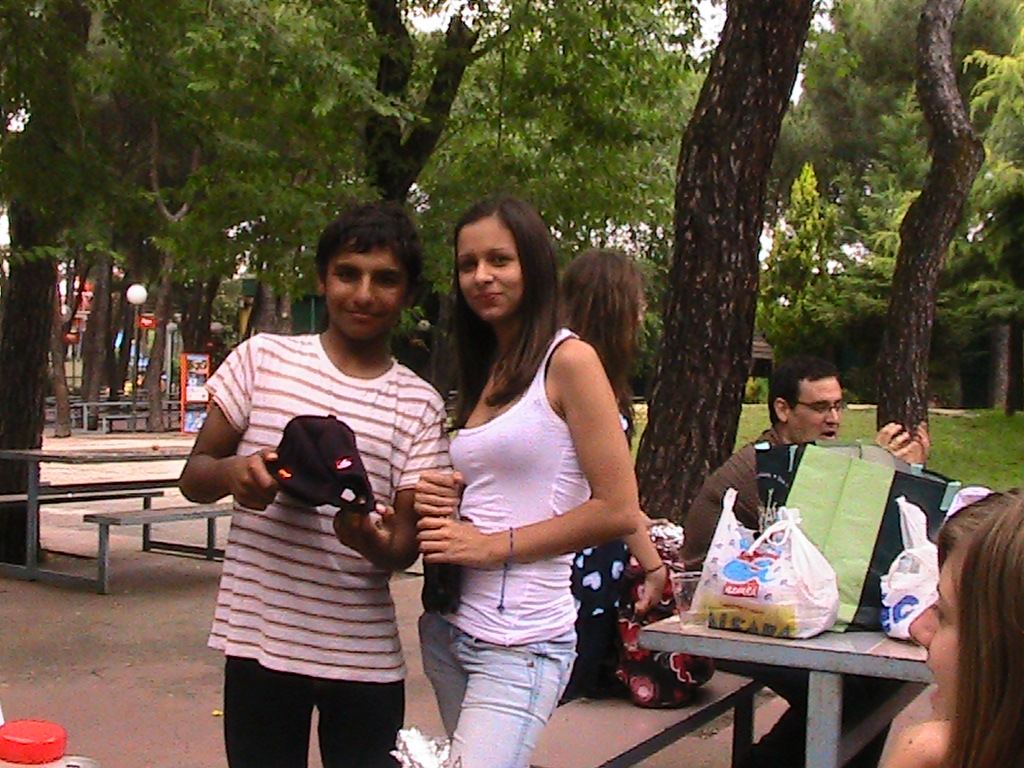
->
xmin=414 ymin=197 xmax=639 ymax=768
xmin=559 ymin=249 xmax=667 ymax=701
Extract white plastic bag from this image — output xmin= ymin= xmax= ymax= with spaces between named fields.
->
xmin=391 ymin=727 xmax=450 ymax=768
xmin=696 ymin=489 xmax=839 ymax=638
xmin=879 ymin=496 xmax=939 ymax=640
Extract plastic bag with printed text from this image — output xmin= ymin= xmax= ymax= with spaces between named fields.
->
xmin=695 ymin=488 xmax=839 ymax=639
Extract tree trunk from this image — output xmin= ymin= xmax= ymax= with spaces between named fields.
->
xmin=113 ymin=293 xmax=133 ymax=398
xmin=81 ymin=255 xmax=112 ymax=419
xmin=1007 ymin=319 xmax=1023 ymax=416
xmin=104 ymin=289 xmax=124 ymax=399
xmin=428 ymin=293 xmax=455 ymax=395
xmin=876 ymin=0 xmax=985 ymax=430
xmin=49 ymin=289 xmax=73 ymax=438
xmin=146 ymin=254 xmax=175 ymax=431
xmin=179 ymin=278 xmax=220 ymax=352
xmin=635 ymin=0 xmax=814 ymax=523
xmin=0 ymin=257 xmax=6 ymax=332
xmin=990 ymin=323 xmax=1009 ymax=410
xmin=364 ymin=0 xmax=479 ymax=201
xmin=247 ymin=281 xmax=292 ymax=335
xmin=0 ymin=203 xmax=58 ymax=564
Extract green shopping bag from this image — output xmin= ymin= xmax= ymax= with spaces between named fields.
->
xmin=756 ymin=442 xmax=959 ymax=631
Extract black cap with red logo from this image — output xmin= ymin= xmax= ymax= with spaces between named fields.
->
xmin=266 ymin=415 xmax=375 ymax=514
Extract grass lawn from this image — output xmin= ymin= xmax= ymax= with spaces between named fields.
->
xmin=637 ymin=405 xmax=1022 ymax=491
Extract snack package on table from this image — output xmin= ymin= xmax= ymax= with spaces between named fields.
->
xmin=695 ymin=489 xmax=839 ymax=639
xmin=647 ymin=518 xmax=685 ymax=563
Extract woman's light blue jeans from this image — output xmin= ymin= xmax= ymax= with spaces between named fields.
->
xmin=418 ymin=612 xmax=576 ymax=768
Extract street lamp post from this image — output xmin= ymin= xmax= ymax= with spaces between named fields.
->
xmin=165 ymin=321 xmax=178 ymax=400
xmin=126 ymin=283 xmax=148 ymax=431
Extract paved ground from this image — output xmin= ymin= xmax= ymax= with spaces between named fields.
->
xmin=0 ymin=431 xmax=932 ymax=767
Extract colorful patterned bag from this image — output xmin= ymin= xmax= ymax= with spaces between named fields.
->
xmin=615 ymin=559 xmax=715 ymax=708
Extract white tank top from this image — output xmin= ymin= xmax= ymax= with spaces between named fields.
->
xmin=449 ymin=329 xmax=590 ymax=645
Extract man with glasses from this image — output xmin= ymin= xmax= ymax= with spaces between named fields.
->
xmin=680 ymin=355 xmax=929 ymax=768
xmin=681 ymin=355 xmax=929 ymax=569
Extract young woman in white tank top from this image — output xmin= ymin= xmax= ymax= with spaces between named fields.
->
xmin=414 ymin=196 xmax=641 ymax=768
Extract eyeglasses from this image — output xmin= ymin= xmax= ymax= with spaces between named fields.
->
xmin=796 ymin=399 xmax=846 ymax=415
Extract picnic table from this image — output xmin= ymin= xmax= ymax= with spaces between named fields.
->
xmin=0 ymin=447 xmax=192 ymax=590
xmin=639 ymin=618 xmax=930 ymax=768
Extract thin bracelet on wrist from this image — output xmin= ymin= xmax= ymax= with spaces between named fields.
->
xmin=644 ymin=562 xmax=666 ymax=575
xmin=497 ymin=527 xmax=514 ymax=613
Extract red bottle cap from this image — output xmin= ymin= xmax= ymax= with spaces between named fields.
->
xmin=0 ymin=720 xmax=67 ymax=764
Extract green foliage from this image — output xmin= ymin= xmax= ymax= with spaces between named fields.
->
xmin=415 ymin=2 xmax=701 ymax=380
xmin=3 ymin=0 xmax=706 ymax=323
xmin=3 ymin=0 xmax=421 ymax=295
xmin=762 ymin=0 xmax=1024 ymax=406
xmin=969 ymin=24 xmax=1024 ymax=178
xmin=939 ymin=30 xmax=1024 ymax=358
xmin=743 ymin=376 xmax=768 ymax=404
xmin=124 ymin=0 xmax=385 ymax=291
xmin=758 ymin=163 xmax=844 ymax=360
xmin=407 ymin=1 xmax=703 ymax=383
xmin=950 ymin=172 xmax=1024 ymax=328
xmin=413 ymin=1 xmax=702 ymax=264
xmin=776 ymin=0 xmax=1019 ymax=217
xmin=1 ymin=0 xmax=98 ymax=239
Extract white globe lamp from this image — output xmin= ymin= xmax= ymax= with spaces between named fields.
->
xmin=126 ymin=283 xmax=148 ymax=306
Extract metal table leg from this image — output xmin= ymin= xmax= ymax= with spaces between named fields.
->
xmin=806 ymin=670 xmax=842 ymax=768
xmin=25 ymin=460 xmax=41 ymax=578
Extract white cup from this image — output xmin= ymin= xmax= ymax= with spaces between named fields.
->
xmin=669 ymin=570 xmax=704 ymax=627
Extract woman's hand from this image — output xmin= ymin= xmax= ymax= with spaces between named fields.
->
xmin=634 ymin=563 xmax=668 ymax=618
xmin=417 ymin=515 xmax=504 ymax=568
xmin=414 ymin=471 xmax=464 ymax=518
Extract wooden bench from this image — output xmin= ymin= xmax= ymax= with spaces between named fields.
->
xmin=0 ymin=479 xmax=172 ymax=509
xmin=100 ymin=409 xmax=175 ymax=432
xmin=100 ymin=412 xmax=145 ymax=433
xmin=82 ymin=503 xmax=233 ymax=594
xmin=65 ymin=399 xmax=178 ymax=432
xmin=0 ymin=488 xmax=165 ymax=508
xmin=52 ymin=479 xmax=178 ymax=492
xmin=530 ymin=672 xmax=762 ymax=768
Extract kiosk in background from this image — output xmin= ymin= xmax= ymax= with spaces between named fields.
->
xmin=180 ymin=353 xmax=211 ymax=434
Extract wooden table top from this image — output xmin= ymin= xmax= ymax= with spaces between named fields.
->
xmin=0 ymin=447 xmax=191 ymax=464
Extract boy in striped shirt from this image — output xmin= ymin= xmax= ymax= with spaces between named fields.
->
xmin=179 ymin=201 xmax=449 ymax=768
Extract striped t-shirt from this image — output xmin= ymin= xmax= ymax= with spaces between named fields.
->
xmin=205 ymin=333 xmax=449 ymax=683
